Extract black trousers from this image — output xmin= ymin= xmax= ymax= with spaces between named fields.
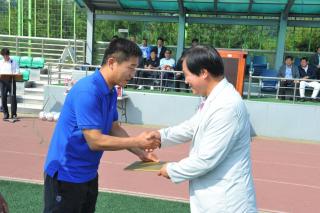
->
xmin=316 ymin=68 xmax=320 ymax=80
xmin=0 ymin=80 xmax=17 ymax=118
xmin=175 ymin=73 xmax=189 ymax=92
xmin=278 ymin=80 xmax=296 ymax=100
xmin=43 ymin=173 xmax=98 ymax=213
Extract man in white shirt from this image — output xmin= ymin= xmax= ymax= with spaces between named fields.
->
xmin=154 ymin=46 xmax=257 ymax=212
xmin=298 ymin=57 xmax=320 ymax=102
xmin=0 ymin=48 xmax=19 ymax=120
xmin=160 ymin=50 xmax=175 ymax=91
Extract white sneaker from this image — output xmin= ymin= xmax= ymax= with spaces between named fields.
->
xmin=150 ymin=86 xmax=154 ymax=90
xmin=137 ymin=85 xmax=143 ymax=90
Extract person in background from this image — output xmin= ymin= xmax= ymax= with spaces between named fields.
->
xmin=309 ymin=46 xmax=320 ymax=79
xmin=160 ymin=49 xmax=175 ymax=91
xmin=277 ymin=55 xmax=300 ymax=100
xmin=139 ymin=38 xmax=151 ymax=63
xmin=191 ymin=38 xmax=199 ymax=48
xmin=137 ymin=50 xmax=160 ymax=90
xmin=152 ymin=37 xmax=167 ymax=59
xmin=0 ymin=48 xmax=19 ymax=121
xmin=129 ymin=35 xmax=137 ymax=43
xmin=298 ymin=57 xmax=320 ymax=102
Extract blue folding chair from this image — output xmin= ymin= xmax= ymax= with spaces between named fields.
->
xmin=252 ymin=55 xmax=268 ymax=76
xmin=253 ymin=55 xmax=267 ymax=65
xmin=259 ymin=69 xmax=279 ymax=96
xmin=294 ymin=57 xmax=300 ymax=67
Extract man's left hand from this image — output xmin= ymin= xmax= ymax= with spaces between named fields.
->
xmin=158 ymin=163 xmax=170 ymax=179
xmin=138 ymin=150 xmax=159 ymax=162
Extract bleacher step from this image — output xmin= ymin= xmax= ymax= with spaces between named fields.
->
xmin=8 ymin=103 xmax=43 ymax=114
xmin=24 ymin=87 xmax=44 ymax=95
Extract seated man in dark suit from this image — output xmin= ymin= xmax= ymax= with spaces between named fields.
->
xmin=137 ymin=50 xmax=160 ymax=90
xmin=309 ymin=46 xmax=320 ymax=80
xmin=152 ymin=37 xmax=167 ymax=60
xmin=277 ymin=55 xmax=300 ymax=100
xmin=298 ymin=57 xmax=320 ymax=102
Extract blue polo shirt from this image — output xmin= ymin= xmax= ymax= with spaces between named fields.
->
xmin=44 ymin=70 xmax=118 ymax=183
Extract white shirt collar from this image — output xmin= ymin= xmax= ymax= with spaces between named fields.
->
xmin=205 ymin=78 xmax=228 ymax=103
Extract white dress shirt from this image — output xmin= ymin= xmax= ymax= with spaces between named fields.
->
xmin=160 ymin=58 xmax=175 ymax=70
xmin=0 ymin=58 xmax=19 ymax=74
xmin=160 ymin=78 xmax=257 ymax=213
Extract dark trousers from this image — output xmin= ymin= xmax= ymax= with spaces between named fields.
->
xmin=279 ymin=80 xmax=296 ymax=100
xmin=43 ymin=173 xmax=98 ymax=213
xmin=175 ymin=73 xmax=189 ymax=92
xmin=136 ymin=70 xmax=159 ymax=86
xmin=0 ymin=80 xmax=17 ymax=118
xmin=316 ymin=68 xmax=320 ymax=80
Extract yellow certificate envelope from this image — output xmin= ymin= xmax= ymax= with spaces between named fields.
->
xmin=124 ymin=161 xmax=166 ymax=172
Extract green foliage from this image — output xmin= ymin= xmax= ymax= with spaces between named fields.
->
xmin=0 ymin=0 xmax=319 ymax=55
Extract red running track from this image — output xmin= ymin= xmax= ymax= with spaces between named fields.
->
xmin=0 ymin=118 xmax=319 ymax=213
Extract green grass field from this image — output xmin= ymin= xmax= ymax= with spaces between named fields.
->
xmin=0 ymin=180 xmax=189 ymax=213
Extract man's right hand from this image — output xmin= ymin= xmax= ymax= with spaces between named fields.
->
xmin=136 ymin=131 xmax=161 ymax=150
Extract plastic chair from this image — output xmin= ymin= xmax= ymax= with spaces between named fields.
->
xmin=21 ymin=69 xmax=30 ymax=81
xmin=11 ymin=55 xmax=21 ymax=64
xmin=31 ymin=57 xmax=45 ymax=68
xmin=253 ymin=55 xmax=267 ymax=65
xmin=252 ymin=64 xmax=267 ymax=76
xmin=19 ymin=56 xmax=33 ymax=68
xmin=259 ymin=69 xmax=279 ymax=95
xmin=294 ymin=57 xmax=300 ymax=67
xmin=246 ymin=55 xmax=252 ymax=66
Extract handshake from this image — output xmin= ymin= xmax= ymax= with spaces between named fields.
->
xmin=135 ymin=130 xmax=161 ymax=151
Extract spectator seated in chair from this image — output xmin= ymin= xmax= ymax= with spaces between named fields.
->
xmin=277 ymin=55 xmax=300 ymax=100
xmin=159 ymin=50 xmax=175 ymax=91
xmin=298 ymin=57 xmax=320 ymax=102
xmin=137 ymin=50 xmax=160 ymax=90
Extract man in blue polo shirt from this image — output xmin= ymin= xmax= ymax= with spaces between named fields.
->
xmin=43 ymin=38 xmax=161 ymax=213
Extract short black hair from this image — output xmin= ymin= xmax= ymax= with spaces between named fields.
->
xmin=182 ymin=46 xmax=224 ymax=77
xmin=300 ymin=57 xmax=308 ymax=62
xmin=165 ymin=49 xmax=172 ymax=54
xmin=112 ymin=35 xmax=119 ymax=39
xmin=192 ymin=38 xmax=199 ymax=43
xmin=157 ymin=37 xmax=164 ymax=42
xmin=1 ymin=48 xmax=10 ymax=56
xmin=285 ymin=55 xmax=293 ymax=61
xmin=101 ymin=38 xmax=142 ymax=66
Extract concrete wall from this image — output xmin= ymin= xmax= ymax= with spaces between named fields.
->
xmin=43 ymin=85 xmax=67 ymax=113
xmin=124 ymin=92 xmax=201 ymax=126
xmin=245 ymin=101 xmax=320 ymax=142
xmin=72 ymin=70 xmax=94 ymax=81
xmin=43 ymin=85 xmax=320 ymax=142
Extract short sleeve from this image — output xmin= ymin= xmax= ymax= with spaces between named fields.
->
xmin=74 ymin=91 xmax=103 ymax=130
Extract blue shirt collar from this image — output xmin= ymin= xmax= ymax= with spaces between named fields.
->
xmin=94 ymin=70 xmax=114 ymax=95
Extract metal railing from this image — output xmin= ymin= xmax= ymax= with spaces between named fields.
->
xmin=0 ymin=35 xmax=86 ymax=63
xmin=45 ymin=62 xmax=191 ymax=93
xmin=247 ymin=72 xmax=320 ymax=103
